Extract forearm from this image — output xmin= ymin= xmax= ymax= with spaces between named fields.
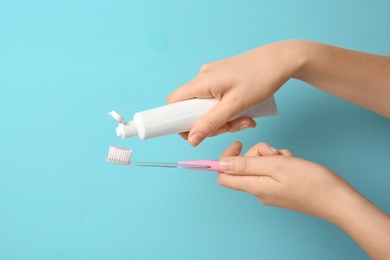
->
xmin=327 ymin=187 xmax=390 ymax=260
xmin=292 ymin=40 xmax=390 ymax=118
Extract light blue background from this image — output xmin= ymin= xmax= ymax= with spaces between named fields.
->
xmin=1 ymin=0 xmax=389 ymax=259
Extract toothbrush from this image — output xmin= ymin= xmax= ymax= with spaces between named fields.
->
xmin=106 ymin=146 xmax=220 ymax=172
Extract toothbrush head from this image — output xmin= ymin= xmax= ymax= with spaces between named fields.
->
xmin=106 ymin=146 xmax=132 ymax=165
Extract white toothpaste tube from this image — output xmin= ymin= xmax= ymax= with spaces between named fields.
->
xmin=109 ymin=97 xmax=278 ymax=140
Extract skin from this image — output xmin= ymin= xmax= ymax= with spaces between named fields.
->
xmin=167 ymin=40 xmax=390 ymax=259
xmin=218 ymin=141 xmax=390 ymax=260
xmin=167 ymin=40 xmax=390 ymax=145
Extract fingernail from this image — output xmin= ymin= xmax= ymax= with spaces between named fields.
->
xmin=251 ymin=119 xmax=257 ymax=127
xmin=219 ymin=158 xmax=233 ymax=172
xmin=189 ymin=132 xmax=204 ymax=146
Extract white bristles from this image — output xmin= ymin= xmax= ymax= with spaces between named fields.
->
xmin=106 ymin=146 xmax=132 ymax=165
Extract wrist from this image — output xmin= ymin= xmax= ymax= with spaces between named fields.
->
xmin=323 ymin=183 xmax=366 ymax=226
xmin=252 ymin=39 xmax=309 ymax=90
xmin=284 ymin=40 xmax=313 ymax=80
xmin=323 ymin=183 xmax=390 ymax=259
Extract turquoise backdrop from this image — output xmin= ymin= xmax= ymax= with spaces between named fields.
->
xmin=1 ymin=0 xmax=389 ymax=259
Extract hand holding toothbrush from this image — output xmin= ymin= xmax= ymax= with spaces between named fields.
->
xmin=218 ymin=141 xmax=390 ymax=260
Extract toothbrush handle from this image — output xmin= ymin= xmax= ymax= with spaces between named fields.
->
xmin=179 ymin=160 xmax=220 ymax=172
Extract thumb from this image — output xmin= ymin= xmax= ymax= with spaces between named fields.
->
xmin=219 ymin=156 xmax=275 ymax=176
xmin=188 ymin=96 xmax=245 ymax=146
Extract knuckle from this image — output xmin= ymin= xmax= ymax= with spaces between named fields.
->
xmin=279 ymin=149 xmax=294 ymax=157
xmin=197 ymin=63 xmax=218 ymax=87
xmin=201 ymin=116 xmax=224 ymax=133
xmin=217 ymin=174 xmax=238 ymax=190
xmin=217 ymin=174 xmax=225 ymax=186
xmin=166 ymin=93 xmax=175 ymax=104
xmin=234 ymin=157 xmax=247 ymax=175
xmin=199 ymin=62 xmax=215 ymax=73
xmin=261 ymin=199 xmax=273 ymax=207
xmin=194 ymin=75 xmax=212 ymax=91
xmin=216 ymin=124 xmax=230 ymax=134
xmin=257 ymin=142 xmax=268 ymax=149
xmin=241 ymin=159 xmax=248 ymax=174
xmin=257 ymin=196 xmax=273 ymax=207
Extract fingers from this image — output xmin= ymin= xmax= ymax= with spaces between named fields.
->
xmin=178 ymin=132 xmax=189 ymax=140
xmin=226 ymin=118 xmax=257 ymax=133
xmin=244 ymin=142 xmax=294 ymax=157
xmin=217 ymin=142 xmax=294 ymax=198
xmin=218 ymin=142 xmax=295 ymax=176
xmin=167 ymin=77 xmax=213 ymax=104
xmin=218 ymin=174 xmax=259 ymax=193
xmin=188 ymin=95 xmax=246 ymax=146
xmin=220 ymin=141 xmax=243 ymax=158
xmin=244 ymin=142 xmax=281 ymax=156
xmin=219 ymin=156 xmax=287 ymax=177
xmin=168 ymin=62 xmax=257 ymax=146
xmin=179 ymin=118 xmax=256 ymax=140
xmin=218 ymin=142 xmax=294 ymax=175
xmin=208 ymin=118 xmax=257 ymax=137
xmin=279 ymin=149 xmax=294 ymax=157
xmin=218 ymin=141 xmax=266 ymax=195
xmin=217 ymin=174 xmax=276 ymax=196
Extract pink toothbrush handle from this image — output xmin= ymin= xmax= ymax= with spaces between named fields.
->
xmin=179 ymin=160 xmax=220 ymax=171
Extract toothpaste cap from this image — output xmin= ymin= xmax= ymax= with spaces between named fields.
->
xmin=108 ymin=110 xmax=124 ymax=123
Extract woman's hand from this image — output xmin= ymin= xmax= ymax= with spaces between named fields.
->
xmin=168 ymin=40 xmax=390 ymax=147
xmin=167 ymin=40 xmax=304 ymax=146
xmin=217 ymin=141 xmax=353 ymax=220
xmin=218 ymin=141 xmax=390 ymax=260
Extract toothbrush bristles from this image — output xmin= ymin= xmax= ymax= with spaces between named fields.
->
xmin=106 ymin=146 xmax=132 ymax=165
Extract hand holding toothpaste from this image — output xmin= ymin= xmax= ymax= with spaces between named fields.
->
xmin=167 ymin=40 xmax=297 ymax=146
xmin=168 ymin=40 xmax=390 ymax=146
